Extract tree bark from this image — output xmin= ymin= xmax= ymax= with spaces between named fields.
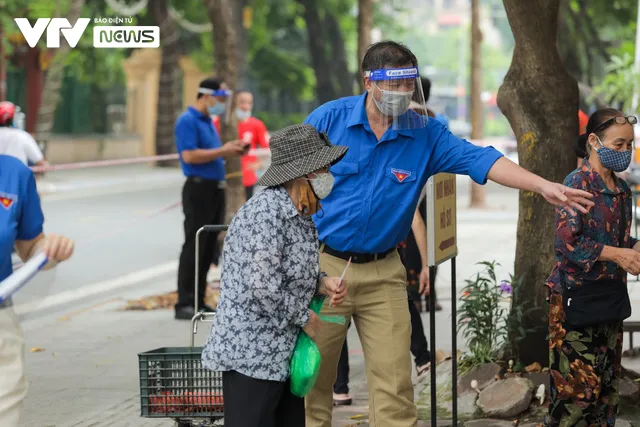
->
xmin=35 ymin=0 xmax=86 ymax=148
xmin=150 ymin=0 xmax=180 ymax=167
xmin=297 ymin=0 xmax=337 ymax=104
xmin=497 ymin=0 xmax=578 ymax=366
xmin=233 ymin=0 xmax=249 ymax=90
xmin=469 ymin=0 xmax=486 ymax=208
xmin=0 ymin=21 xmax=6 ymax=102
xmin=325 ymin=12 xmax=352 ymax=98
xmin=205 ymin=0 xmax=243 ymax=221
xmin=357 ymin=0 xmax=373 ymax=93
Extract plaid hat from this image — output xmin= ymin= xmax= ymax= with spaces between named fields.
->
xmin=258 ymin=124 xmax=348 ymax=187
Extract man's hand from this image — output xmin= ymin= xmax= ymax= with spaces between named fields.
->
xmin=220 ymin=140 xmax=245 ymax=158
xmin=537 ymin=181 xmax=594 ymax=216
xmin=319 ymin=276 xmax=348 ymax=307
xmin=42 ymin=233 xmax=75 ymax=263
xmin=303 ymin=311 xmax=323 ymax=340
xmin=418 ymin=268 xmax=431 ymax=296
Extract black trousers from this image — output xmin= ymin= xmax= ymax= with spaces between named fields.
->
xmin=223 ymin=370 xmax=305 ymax=427
xmin=176 ymin=179 xmax=225 ymax=309
xmin=333 ymin=333 xmax=350 ymax=394
xmin=245 ymin=185 xmax=255 ymax=201
xmin=333 ymin=296 xmax=430 ymax=393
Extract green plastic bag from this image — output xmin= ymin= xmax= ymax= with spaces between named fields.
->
xmin=289 ymin=295 xmax=345 ymax=398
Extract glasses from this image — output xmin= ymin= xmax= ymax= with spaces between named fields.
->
xmin=592 ymin=116 xmax=638 ymax=133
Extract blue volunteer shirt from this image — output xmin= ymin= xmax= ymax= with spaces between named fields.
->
xmin=0 ymin=155 xmax=44 ymax=282
xmin=305 ymin=93 xmax=503 ymax=254
xmin=433 ymin=113 xmax=450 ymax=129
xmin=175 ymin=106 xmax=226 ymax=181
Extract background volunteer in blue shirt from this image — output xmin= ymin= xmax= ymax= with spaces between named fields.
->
xmin=0 ymin=153 xmax=74 ymax=426
xmin=302 ymin=41 xmax=594 ymax=427
xmin=173 ymin=77 xmax=245 ymax=320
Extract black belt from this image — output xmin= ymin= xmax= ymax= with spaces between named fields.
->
xmin=186 ymin=176 xmax=226 ymax=189
xmin=320 ymin=244 xmax=396 ymax=264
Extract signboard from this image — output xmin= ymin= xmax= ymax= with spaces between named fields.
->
xmin=426 ymin=173 xmax=458 ymax=266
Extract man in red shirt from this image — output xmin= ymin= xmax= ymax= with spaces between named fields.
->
xmin=212 ymin=91 xmax=270 ymax=200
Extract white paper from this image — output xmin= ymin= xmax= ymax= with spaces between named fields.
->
xmin=0 ymin=252 xmax=48 ymax=303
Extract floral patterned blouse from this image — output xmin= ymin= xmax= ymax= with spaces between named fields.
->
xmin=546 ymin=159 xmax=638 ymax=294
xmin=202 ymin=186 xmax=323 ymax=381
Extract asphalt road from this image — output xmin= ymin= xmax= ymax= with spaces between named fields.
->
xmin=41 ymin=184 xmax=184 ymax=293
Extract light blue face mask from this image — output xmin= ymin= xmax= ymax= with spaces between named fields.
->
xmin=208 ymin=103 xmax=226 ymax=116
xmin=235 ymin=108 xmax=251 ymax=120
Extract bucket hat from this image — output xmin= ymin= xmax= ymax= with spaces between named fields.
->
xmin=257 ymin=124 xmax=347 ymax=187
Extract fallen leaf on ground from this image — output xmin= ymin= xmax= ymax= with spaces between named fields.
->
xmin=121 ymin=286 xmax=220 ymax=311
xmin=435 ymin=349 xmax=451 ymax=363
xmin=29 ymin=347 xmax=45 ymax=353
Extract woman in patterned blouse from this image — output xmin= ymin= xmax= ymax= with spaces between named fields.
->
xmin=545 ymin=109 xmax=640 ymax=427
xmin=202 ymin=124 xmax=348 ymax=427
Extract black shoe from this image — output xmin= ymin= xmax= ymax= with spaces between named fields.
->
xmin=175 ymin=305 xmax=196 ymax=320
xmin=200 ymin=304 xmax=216 ymax=313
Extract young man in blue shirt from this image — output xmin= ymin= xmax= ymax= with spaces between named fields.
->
xmin=303 ymin=41 xmax=593 ymax=427
xmin=0 ymin=153 xmax=74 ymax=425
xmin=174 ymin=77 xmax=245 ymax=320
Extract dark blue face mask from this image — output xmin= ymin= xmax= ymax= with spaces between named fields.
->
xmin=595 ymin=136 xmax=632 ymax=172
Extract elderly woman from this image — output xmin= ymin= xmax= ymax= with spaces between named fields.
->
xmin=202 ymin=124 xmax=348 ymax=427
xmin=545 ymin=109 xmax=640 ymax=427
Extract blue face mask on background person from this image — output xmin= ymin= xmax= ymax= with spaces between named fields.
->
xmin=208 ymin=102 xmax=226 ymax=116
xmin=595 ymin=136 xmax=632 ymax=172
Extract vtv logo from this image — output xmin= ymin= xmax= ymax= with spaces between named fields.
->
xmin=14 ymin=18 xmax=91 ymax=48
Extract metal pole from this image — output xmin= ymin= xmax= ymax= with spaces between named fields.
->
xmin=195 ymin=227 xmax=204 ymax=315
xmin=451 ymin=257 xmax=458 ymax=426
xmin=429 ymin=265 xmax=437 ymax=427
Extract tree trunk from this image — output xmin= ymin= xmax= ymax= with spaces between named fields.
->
xmin=497 ymin=0 xmax=578 ymax=366
xmin=469 ymin=0 xmax=486 ymax=208
xmin=233 ymin=0 xmax=250 ymax=89
xmin=150 ymin=0 xmax=180 ymax=167
xmin=357 ymin=0 xmax=373 ymax=93
xmin=557 ymin=1 xmax=583 ymax=84
xmin=35 ymin=0 xmax=86 ymax=148
xmin=325 ymin=12 xmax=352 ymax=98
xmin=205 ymin=0 xmax=243 ymax=221
xmin=0 ymin=21 xmax=6 ymax=102
xmin=297 ymin=0 xmax=337 ymax=104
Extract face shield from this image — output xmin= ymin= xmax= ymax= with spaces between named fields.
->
xmin=365 ymin=67 xmax=428 ymax=131
xmin=198 ymin=87 xmax=233 ymax=124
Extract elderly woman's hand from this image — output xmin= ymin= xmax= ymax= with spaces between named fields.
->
xmin=320 ymin=276 xmax=348 ymax=306
xmin=303 ymin=311 xmax=323 ymax=340
xmin=613 ymin=248 xmax=640 ymax=275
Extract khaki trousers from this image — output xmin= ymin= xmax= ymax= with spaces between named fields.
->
xmin=0 ymin=307 xmax=27 ymax=427
xmin=305 ymin=251 xmax=417 ymax=427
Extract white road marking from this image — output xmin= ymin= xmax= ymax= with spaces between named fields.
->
xmin=14 ymin=260 xmax=178 ymax=316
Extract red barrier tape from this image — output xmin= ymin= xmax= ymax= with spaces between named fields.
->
xmin=30 ymin=154 xmax=180 ymax=173
xmin=30 ymin=149 xmax=271 ymax=174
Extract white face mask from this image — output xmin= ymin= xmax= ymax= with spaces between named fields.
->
xmin=306 ymin=172 xmax=335 ymax=199
xmin=372 ymin=82 xmax=413 ymax=117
